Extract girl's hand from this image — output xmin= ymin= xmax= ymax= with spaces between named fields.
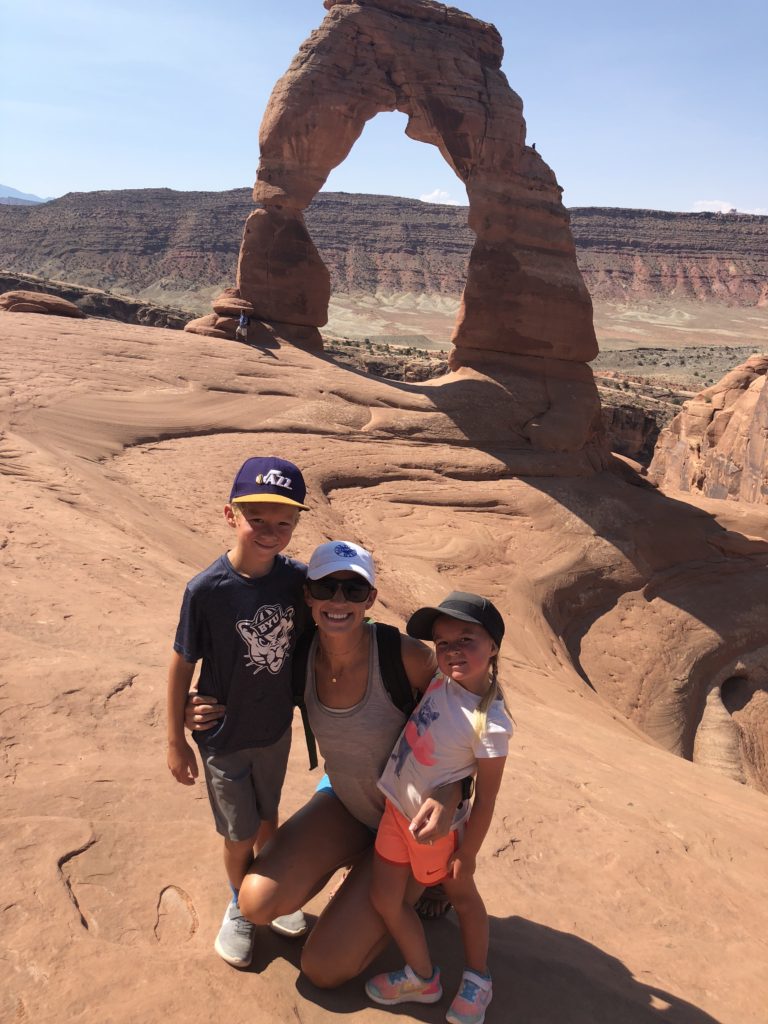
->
xmin=448 ymin=848 xmax=476 ymax=881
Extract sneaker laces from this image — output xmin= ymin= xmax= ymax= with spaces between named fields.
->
xmin=230 ymin=905 xmax=253 ymax=934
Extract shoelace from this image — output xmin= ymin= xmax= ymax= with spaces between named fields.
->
xmin=230 ymin=908 xmax=253 ymax=934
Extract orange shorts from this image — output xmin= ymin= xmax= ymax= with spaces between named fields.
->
xmin=375 ymin=798 xmax=461 ymax=885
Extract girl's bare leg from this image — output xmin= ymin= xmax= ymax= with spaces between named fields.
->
xmin=237 ymin=792 xmax=372 ymax=925
xmin=442 ymin=875 xmax=489 ymax=974
xmin=301 ymin=850 xmax=424 ymax=988
xmin=369 ymin=856 xmax=432 ymax=979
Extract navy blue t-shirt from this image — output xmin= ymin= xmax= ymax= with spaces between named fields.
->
xmin=174 ymin=553 xmax=307 ymax=754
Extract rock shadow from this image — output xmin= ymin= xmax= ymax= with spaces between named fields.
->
xmin=295 ymin=914 xmax=723 ymax=1023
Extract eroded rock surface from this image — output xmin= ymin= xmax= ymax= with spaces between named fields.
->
xmin=0 ymin=289 xmax=85 ymax=318
xmin=650 ymin=355 xmax=768 ymax=503
xmin=2 ymin=311 xmax=768 ymax=1024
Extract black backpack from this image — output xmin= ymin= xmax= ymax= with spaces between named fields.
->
xmin=291 ymin=621 xmax=417 ymax=769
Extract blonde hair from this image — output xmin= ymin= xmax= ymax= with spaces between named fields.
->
xmin=471 ymin=655 xmax=512 ymax=739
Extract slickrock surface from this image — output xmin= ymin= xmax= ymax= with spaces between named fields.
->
xmin=1 ymin=312 xmax=767 ymax=1024
xmin=650 ymin=355 xmax=768 ymax=503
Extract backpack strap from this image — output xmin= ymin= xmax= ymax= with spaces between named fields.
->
xmin=292 ymin=624 xmax=318 ymax=770
xmin=374 ymin=622 xmax=417 ymax=716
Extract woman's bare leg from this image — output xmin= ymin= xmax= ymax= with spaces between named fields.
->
xmin=301 ymin=850 xmax=424 ymax=988
xmin=238 ymin=792 xmax=371 ymax=925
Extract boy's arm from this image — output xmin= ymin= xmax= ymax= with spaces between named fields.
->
xmin=449 ymin=755 xmax=506 ymax=879
xmin=167 ymin=651 xmax=199 ymax=785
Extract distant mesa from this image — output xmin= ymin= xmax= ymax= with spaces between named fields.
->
xmin=1 ymin=191 xmax=766 ymax=313
xmin=0 ymin=289 xmax=85 ymax=319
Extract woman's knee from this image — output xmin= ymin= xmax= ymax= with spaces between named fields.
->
xmin=237 ymin=874 xmax=280 ymax=925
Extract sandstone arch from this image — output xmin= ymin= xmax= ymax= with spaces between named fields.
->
xmin=188 ymin=0 xmax=597 ymax=379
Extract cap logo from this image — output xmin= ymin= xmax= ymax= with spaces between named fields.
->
xmin=334 ymin=543 xmax=357 ymax=557
xmin=255 ymin=469 xmax=293 ymax=490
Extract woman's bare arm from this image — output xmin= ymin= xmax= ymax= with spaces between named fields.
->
xmin=400 ymin=633 xmax=437 ymax=693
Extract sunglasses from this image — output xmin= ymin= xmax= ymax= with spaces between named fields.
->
xmin=307 ymin=576 xmax=372 ymax=602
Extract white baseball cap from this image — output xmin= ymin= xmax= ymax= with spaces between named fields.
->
xmin=307 ymin=540 xmax=375 ymax=585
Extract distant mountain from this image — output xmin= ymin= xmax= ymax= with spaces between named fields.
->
xmin=0 ymin=188 xmax=766 ymax=311
xmin=0 ymin=184 xmax=49 ymax=205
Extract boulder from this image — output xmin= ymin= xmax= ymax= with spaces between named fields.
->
xmin=0 ymin=289 xmax=86 ymax=318
xmin=184 ymin=312 xmax=322 ymax=351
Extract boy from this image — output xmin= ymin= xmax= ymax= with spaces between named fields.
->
xmin=166 ymin=456 xmax=309 ymax=968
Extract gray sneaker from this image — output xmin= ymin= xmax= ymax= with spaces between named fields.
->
xmin=214 ymin=900 xmax=255 ymax=968
xmin=269 ymin=909 xmax=308 ymax=938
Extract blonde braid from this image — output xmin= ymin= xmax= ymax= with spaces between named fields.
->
xmin=471 ymin=656 xmax=510 ymax=739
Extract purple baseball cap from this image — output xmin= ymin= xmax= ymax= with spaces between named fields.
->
xmin=229 ymin=456 xmax=309 ymax=509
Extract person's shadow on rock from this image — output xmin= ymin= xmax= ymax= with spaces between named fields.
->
xmin=296 ymin=913 xmax=723 ymax=1023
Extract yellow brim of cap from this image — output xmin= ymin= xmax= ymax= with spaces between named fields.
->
xmin=231 ymin=494 xmax=309 ymax=510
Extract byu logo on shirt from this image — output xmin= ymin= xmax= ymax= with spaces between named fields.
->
xmin=236 ymin=603 xmax=295 ymax=675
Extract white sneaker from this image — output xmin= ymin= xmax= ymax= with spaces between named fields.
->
xmin=214 ymin=900 xmax=255 ymax=968
xmin=269 ymin=909 xmax=308 ymax=937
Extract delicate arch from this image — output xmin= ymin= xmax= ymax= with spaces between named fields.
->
xmin=198 ymin=0 xmax=595 ymax=364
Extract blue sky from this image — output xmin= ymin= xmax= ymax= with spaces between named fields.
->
xmin=2 ymin=0 xmax=766 ymax=212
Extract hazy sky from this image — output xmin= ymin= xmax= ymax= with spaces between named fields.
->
xmin=2 ymin=0 xmax=766 ymax=212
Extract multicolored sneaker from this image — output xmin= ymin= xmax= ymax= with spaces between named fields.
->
xmin=446 ymin=969 xmax=493 ymax=1024
xmin=365 ymin=964 xmax=442 ymax=1005
xmin=213 ymin=899 xmax=255 ymax=968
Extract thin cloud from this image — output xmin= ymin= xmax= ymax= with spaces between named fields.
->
xmin=692 ymin=200 xmax=736 ymax=213
xmin=692 ymin=200 xmax=767 ymax=215
xmin=419 ymin=188 xmax=462 ymax=206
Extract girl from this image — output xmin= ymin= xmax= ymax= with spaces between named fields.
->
xmin=366 ymin=591 xmax=513 ymax=1024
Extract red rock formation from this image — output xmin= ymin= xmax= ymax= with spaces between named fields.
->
xmin=0 ymin=289 xmax=85 ymax=318
xmin=186 ymin=0 xmax=601 ymax=457
xmin=649 ymin=355 xmax=768 ymax=503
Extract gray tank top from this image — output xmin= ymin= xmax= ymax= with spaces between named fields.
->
xmin=305 ymin=624 xmax=408 ymax=829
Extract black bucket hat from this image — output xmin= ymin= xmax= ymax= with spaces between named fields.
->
xmin=406 ymin=591 xmax=505 ymax=648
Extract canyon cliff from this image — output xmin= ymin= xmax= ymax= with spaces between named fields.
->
xmin=1 ymin=190 xmax=765 ymax=312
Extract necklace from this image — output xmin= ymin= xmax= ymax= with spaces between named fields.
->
xmin=318 ymin=630 xmax=367 ymax=684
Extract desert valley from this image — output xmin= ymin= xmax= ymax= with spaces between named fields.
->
xmin=2 ymin=0 xmax=767 ymax=1023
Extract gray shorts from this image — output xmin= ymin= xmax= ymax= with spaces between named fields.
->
xmin=202 ymin=729 xmax=291 ymax=842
